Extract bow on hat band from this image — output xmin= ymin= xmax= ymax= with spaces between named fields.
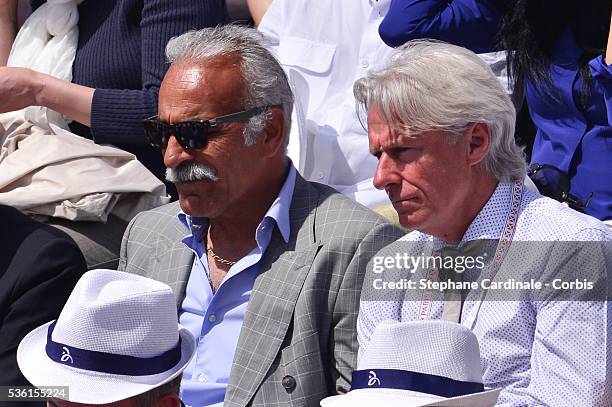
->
xmin=351 ymin=369 xmax=485 ymax=398
xmin=45 ymin=321 xmax=182 ymax=376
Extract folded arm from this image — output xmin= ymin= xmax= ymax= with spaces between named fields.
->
xmin=0 ymin=0 xmax=226 ymax=146
xmin=246 ymin=0 xmax=272 ymax=26
xmin=379 ymin=0 xmax=507 ymax=53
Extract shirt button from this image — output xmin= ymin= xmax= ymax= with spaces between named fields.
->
xmin=316 ymin=171 xmax=325 ymax=180
xmin=361 ymin=59 xmax=369 ymax=68
xmin=197 ymin=374 xmax=207 ymax=383
xmin=282 ymin=375 xmax=296 ymax=391
xmin=208 ymin=314 xmax=217 ymax=323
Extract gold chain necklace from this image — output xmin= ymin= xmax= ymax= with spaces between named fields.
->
xmin=206 ymin=247 xmax=237 ymax=266
xmin=206 ymin=226 xmax=237 ymax=267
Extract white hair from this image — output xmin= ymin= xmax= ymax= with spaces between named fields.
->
xmin=165 ymin=25 xmax=293 ymax=147
xmin=354 ymin=40 xmax=526 ymax=182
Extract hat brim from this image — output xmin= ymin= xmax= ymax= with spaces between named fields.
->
xmin=321 ymin=387 xmax=501 ymax=407
xmin=17 ymin=321 xmax=196 ymax=405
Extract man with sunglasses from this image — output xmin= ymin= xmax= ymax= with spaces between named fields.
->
xmin=119 ymin=25 xmax=404 ymax=407
xmin=356 ymin=41 xmax=612 ymax=406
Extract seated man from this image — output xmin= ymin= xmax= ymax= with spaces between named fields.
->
xmin=17 ymin=269 xmax=195 ymax=407
xmin=248 ymin=0 xmax=514 ymax=213
xmin=118 ymin=25 xmax=405 ymax=407
xmin=356 ymin=40 xmax=611 ymax=406
xmin=0 ymin=204 xmax=86 ymax=401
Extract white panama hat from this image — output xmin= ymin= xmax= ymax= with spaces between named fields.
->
xmin=17 ymin=269 xmax=196 ymax=405
xmin=321 ymin=320 xmax=501 ymax=407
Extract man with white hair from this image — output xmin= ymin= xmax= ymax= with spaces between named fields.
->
xmin=356 ymin=40 xmax=611 ymax=406
xmin=119 ymin=25 xmax=404 ymax=407
xmin=246 ymin=0 xmax=513 ymax=215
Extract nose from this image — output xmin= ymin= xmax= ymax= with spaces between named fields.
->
xmin=373 ymin=152 xmax=402 ymax=191
xmin=163 ymin=135 xmax=195 ymax=169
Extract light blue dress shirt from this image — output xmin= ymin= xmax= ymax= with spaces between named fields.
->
xmin=178 ymin=165 xmax=296 ymax=407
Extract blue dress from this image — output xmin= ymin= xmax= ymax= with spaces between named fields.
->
xmin=527 ymin=29 xmax=612 ymax=221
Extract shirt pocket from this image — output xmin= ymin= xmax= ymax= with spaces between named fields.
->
xmin=279 ymin=37 xmax=337 ymax=116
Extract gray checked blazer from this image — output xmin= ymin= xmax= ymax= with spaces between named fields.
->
xmin=118 ymin=174 xmax=405 ymax=406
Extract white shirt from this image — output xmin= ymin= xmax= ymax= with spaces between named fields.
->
xmin=258 ymin=0 xmax=513 ymax=209
xmin=358 ymin=183 xmax=612 ymax=406
xmin=258 ymin=0 xmax=393 ymax=208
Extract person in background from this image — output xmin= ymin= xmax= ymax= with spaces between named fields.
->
xmin=0 ymin=1 xmax=17 ymax=66
xmin=377 ymin=0 xmax=541 ymax=159
xmin=0 ymin=204 xmax=86 ymax=407
xmin=245 ymin=0 xmax=270 ymax=25
xmin=0 ymin=0 xmax=226 ymax=268
xmin=0 ymin=0 xmax=226 ymax=194
xmin=227 ymin=0 xmax=251 ymax=23
xmin=379 ymin=0 xmax=511 ymax=52
xmin=248 ymin=0 xmax=395 ymax=211
xmin=247 ymin=0 xmax=515 ymax=217
xmin=499 ymin=0 xmax=612 ymax=223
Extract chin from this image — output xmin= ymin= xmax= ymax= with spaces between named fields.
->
xmin=178 ymin=194 xmax=215 ymax=218
xmin=397 ymin=211 xmax=430 ymax=233
xmin=398 ymin=216 xmax=419 ymax=231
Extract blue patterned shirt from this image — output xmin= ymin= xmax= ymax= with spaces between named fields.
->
xmin=358 ymin=182 xmax=612 ymax=406
xmin=178 ymin=165 xmax=296 ymax=407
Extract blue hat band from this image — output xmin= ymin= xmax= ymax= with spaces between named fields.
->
xmin=351 ymin=368 xmax=485 ymax=398
xmin=45 ymin=321 xmax=182 ymax=376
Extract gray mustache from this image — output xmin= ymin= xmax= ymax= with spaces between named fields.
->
xmin=166 ymin=162 xmax=219 ymax=183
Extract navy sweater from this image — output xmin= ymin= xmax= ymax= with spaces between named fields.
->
xmin=31 ymin=0 xmax=226 ymax=186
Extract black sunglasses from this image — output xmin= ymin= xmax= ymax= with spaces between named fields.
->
xmin=527 ymin=163 xmax=593 ymax=210
xmin=143 ymin=106 xmax=271 ymax=150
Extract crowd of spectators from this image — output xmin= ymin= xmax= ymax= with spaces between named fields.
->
xmin=0 ymin=0 xmax=610 ymax=406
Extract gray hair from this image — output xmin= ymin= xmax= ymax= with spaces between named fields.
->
xmin=354 ymin=40 xmax=526 ymax=182
xmin=165 ymin=25 xmax=293 ymax=148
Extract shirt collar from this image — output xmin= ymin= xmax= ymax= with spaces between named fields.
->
xmin=264 ymin=163 xmax=296 ymax=243
xmin=430 ymin=182 xmax=516 ymax=248
xmin=178 ymin=162 xmax=296 ymax=247
xmin=462 ymin=182 xmax=516 ymax=241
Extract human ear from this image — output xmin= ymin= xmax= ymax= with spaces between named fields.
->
xmin=465 ymin=122 xmax=490 ymax=167
xmin=260 ymin=107 xmax=285 ymax=157
xmin=152 ymin=393 xmax=181 ymax=407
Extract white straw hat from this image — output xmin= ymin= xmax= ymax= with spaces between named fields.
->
xmin=17 ymin=269 xmax=196 ymax=405
xmin=321 ymin=320 xmax=501 ymax=407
